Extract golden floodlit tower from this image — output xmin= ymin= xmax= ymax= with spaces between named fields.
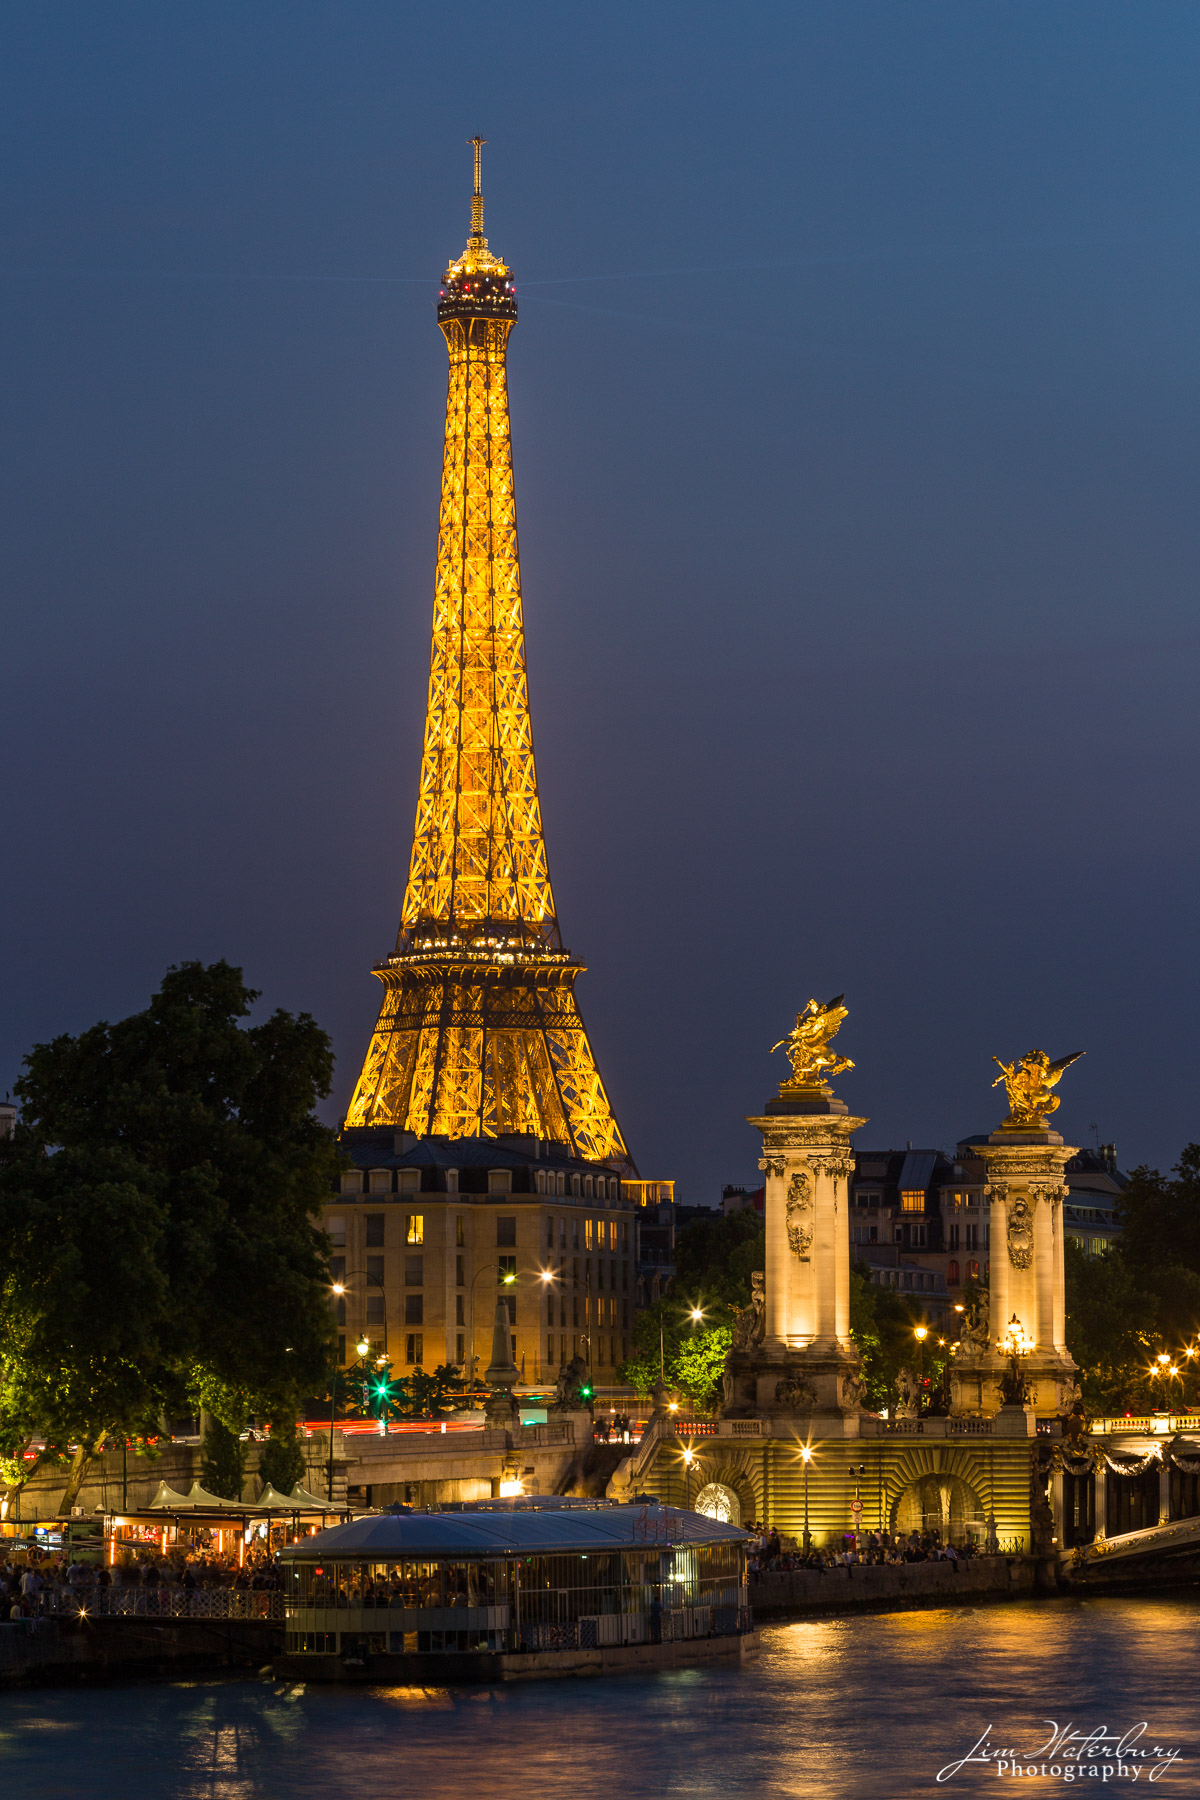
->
xmin=344 ymin=142 xmax=631 ymax=1172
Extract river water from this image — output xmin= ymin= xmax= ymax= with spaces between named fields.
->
xmin=1 ymin=1597 xmax=1195 ymax=1798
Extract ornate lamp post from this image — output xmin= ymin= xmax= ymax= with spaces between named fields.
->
xmin=800 ymin=1444 xmax=813 ymax=1551
xmin=681 ymin=1443 xmax=695 ymax=1510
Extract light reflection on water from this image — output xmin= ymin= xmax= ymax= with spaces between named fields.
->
xmin=1 ymin=1597 xmax=1196 ymax=1799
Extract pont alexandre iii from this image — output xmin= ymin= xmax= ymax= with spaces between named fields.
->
xmin=616 ymin=999 xmax=1083 ymax=1553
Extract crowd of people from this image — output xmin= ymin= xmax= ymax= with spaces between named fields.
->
xmin=746 ymin=1523 xmax=981 ymax=1575
xmin=594 ymin=1414 xmax=636 ymax=1444
xmin=1 ymin=1545 xmax=282 ymax=1617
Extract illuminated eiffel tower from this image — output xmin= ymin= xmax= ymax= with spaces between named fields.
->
xmin=345 ymin=142 xmax=631 ymax=1171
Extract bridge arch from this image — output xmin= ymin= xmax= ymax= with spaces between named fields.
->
xmin=890 ymin=1471 xmax=984 ymax=1544
xmin=693 ymin=1481 xmax=744 ymax=1527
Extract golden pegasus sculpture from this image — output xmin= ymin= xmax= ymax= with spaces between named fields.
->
xmin=991 ymin=1048 xmax=1084 ymax=1128
xmin=771 ymin=995 xmax=855 ymax=1095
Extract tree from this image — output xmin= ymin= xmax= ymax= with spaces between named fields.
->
xmin=617 ymin=1208 xmax=763 ymax=1404
xmin=200 ymin=1417 xmax=246 ymax=1501
xmin=848 ymin=1261 xmax=936 ymax=1411
xmin=0 ymin=961 xmax=339 ymax=1511
xmin=257 ymin=1418 xmax=307 ymax=1496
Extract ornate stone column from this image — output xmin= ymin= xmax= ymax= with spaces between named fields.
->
xmin=951 ymin=1047 xmax=1082 ymax=1417
xmin=731 ymin=996 xmax=866 ymax=1429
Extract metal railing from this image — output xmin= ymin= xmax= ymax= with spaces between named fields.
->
xmin=27 ymin=1587 xmax=284 ymax=1621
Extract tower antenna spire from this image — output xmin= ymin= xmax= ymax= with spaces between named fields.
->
xmin=469 ymin=135 xmax=487 ymax=242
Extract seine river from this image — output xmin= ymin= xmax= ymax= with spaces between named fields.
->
xmin=1 ymin=1597 xmax=1195 ymax=1798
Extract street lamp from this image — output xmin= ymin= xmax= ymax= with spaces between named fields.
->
xmin=467 ymin=1263 xmax=518 ymax=1390
xmin=800 ymin=1444 xmax=813 ymax=1552
xmin=913 ymin=1325 xmax=928 ymax=1409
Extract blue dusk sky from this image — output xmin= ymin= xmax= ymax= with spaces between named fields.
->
xmin=2 ymin=3 xmax=1198 ymax=1196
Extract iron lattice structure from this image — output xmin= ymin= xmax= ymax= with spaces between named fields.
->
xmin=345 ymin=144 xmax=630 ymax=1169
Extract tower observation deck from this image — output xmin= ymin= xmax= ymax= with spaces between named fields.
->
xmin=344 ymin=143 xmax=631 ymax=1171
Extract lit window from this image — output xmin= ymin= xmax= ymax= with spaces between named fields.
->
xmin=585 ymin=1219 xmax=594 ymax=1250
xmin=900 ymin=1190 xmax=925 ymax=1213
xmin=406 ymin=1215 xmax=423 ymax=1245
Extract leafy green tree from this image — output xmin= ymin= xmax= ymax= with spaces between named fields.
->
xmin=617 ymin=1209 xmax=763 ymax=1406
xmin=848 ymin=1260 xmax=938 ymax=1411
xmin=671 ymin=1210 xmax=765 ymax=1312
xmin=0 ymin=961 xmax=339 ymax=1511
xmin=257 ymin=1418 xmax=307 ymax=1495
xmin=200 ymin=1416 xmax=246 ymax=1500
xmin=672 ymin=1325 xmax=733 ymax=1406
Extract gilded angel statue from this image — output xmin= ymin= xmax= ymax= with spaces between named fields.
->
xmin=772 ymin=995 xmax=855 ymax=1092
xmin=991 ymin=1047 xmax=1084 ymax=1128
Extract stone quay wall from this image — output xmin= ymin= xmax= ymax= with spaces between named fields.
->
xmin=749 ymin=1554 xmax=1037 ymax=1618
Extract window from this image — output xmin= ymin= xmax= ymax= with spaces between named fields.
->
xmin=584 ymin=1176 xmax=594 ymax=1198
xmin=498 ymin=1255 xmax=517 ymax=1283
xmin=620 ymin=1221 xmax=629 ymax=1251
xmin=406 ymin=1215 xmax=423 ymax=1245
xmin=330 ymin=1255 xmax=346 ymax=1284
xmin=368 ymin=1169 xmax=391 ymax=1194
xmin=404 ymin=1255 xmax=423 ymax=1286
xmin=559 ymin=1219 xmax=567 ymax=1249
xmin=596 ymin=1260 xmax=605 ymax=1290
xmin=335 ymin=1297 xmax=346 ymax=1325
xmin=572 ymin=1258 xmax=580 ymax=1286
xmin=967 ymin=1259 xmax=980 ymax=1282
xmin=398 ymin=1169 xmax=420 ymax=1194
xmin=585 ymin=1219 xmax=594 ymax=1250
xmin=445 ymin=1170 xmax=458 ymax=1196
xmin=948 ymin=1222 xmax=960 ymax=1251
xmin=546 ymin=1217 xmax=555 ymax=1249
xmin=405 ymin=1295 xmax=424 ymax=1325
xmin=948 ymin=1260 xmax=960 ymax=1285
xmin=327 ymin=1216 xmax=346 ymax=1248
xmin=571 ymin=1175 xmax=581 ymax=1197
xmin=572 ymin=1297 xmax=579 ymax=1328
xmin=622 ymin=1299 xmax=629 ymax=1329
xmin=366 ymin=1295 xmax=385 ymax=1324
xmin=406 ymin=1333 xmax=423 ymax=1365
xmin=366 ymin=1214 xmax=385 ymax=1247
xmin=488 ymin=1170 xmax=512 ymax=1196
xmin=504 ymin=1296 xmax=516 ymax=1325
xmin=455 ymin=1254 xmax=464 ymax=1287
xmin=455 ymin=1215 xmax=465 ymax=1247
xmin=339 ymin=1172 xmax=362 ymax=1196
xmin=556 ymin=1172 xmax=565 ymax=1196
xmin=455 ymin=1294 xmax=465 ymax=1326
xmin=496 ymin=1216 xmax=517 ymax=1247
xmin=366 ymin=1255 xmax=385 ymax=1286
xmin=572 ymin=1219 xmax=580 ymax=1250
xmin=900 ymin=1190 xmax=925 ymax=1214
xmin=456 ymin=1333 xmax=464 ymax=1364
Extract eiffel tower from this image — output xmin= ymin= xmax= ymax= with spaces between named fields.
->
xmin=344 ymin=142 xmax=632 ymax=1173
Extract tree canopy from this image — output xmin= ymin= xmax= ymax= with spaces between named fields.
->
xmin=0 ymin=961 xmax=339 ymax=1508
xmin=1066 ymin=1145 xmax=1200 ymax=1412
xmin=618 ymin=1210 xmax=761 ymax=1405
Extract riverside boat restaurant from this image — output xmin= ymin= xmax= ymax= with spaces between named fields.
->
xmin=275 ymin=1497 xmax=754 ymax=1680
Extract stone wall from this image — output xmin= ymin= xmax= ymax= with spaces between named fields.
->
xmin=749 ymin=1554 xmax=1036 ymax=1617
